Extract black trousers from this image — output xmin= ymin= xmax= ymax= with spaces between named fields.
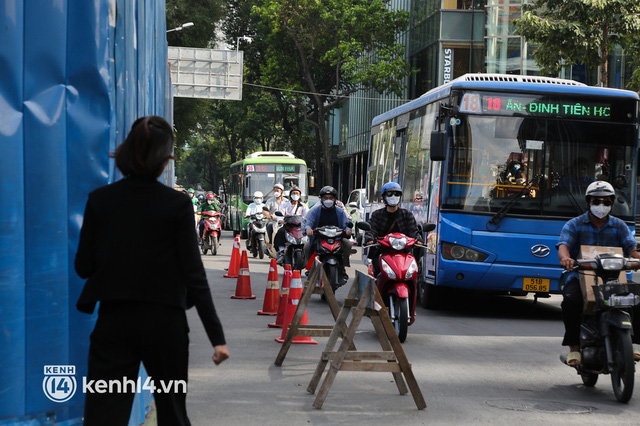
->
xmin=84 ymin=301 xmax=191 ymax=426
xmin=562 ymin=278 xmax=640 ymax=346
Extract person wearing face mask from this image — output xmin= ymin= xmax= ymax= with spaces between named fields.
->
xmin=304 ymin=186 xmax=353 ymax=282
xmin=364 ymin=182 xmax=422 ymax=277
xmin=557 ymin=180 xmax=640 ymax=366
xmin=263 ymin=184 xmax=285 ymax=252
xmin=244 ymin=191 xmax=266 ymax=248
xmin=273 ymin=186 xmax=309 ymax=262
xmin=197 ymin=193 xmax=221 ymax=244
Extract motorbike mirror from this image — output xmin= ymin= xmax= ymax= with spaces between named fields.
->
xmin=346 ymin=222 xmax=354 ymax=229
xmin=356 ymin=221 xmax=371 ymax=231
xmin=423 ymin=222 xmax=436 ymax=232
xmin=274 ymin=211 xmax=284 ymax=217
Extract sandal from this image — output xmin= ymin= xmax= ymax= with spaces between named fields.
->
xmin=634 ymin=348 xmax=640 ymax=362
xmin=567 ymin=351 xmax=581 ymax=366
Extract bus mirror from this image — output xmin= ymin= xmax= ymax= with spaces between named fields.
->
xmin=430 ymin=131 xmax=447 ymax=161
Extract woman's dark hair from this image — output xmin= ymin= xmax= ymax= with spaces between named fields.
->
xmin=112 ymin=115 xmax=175 ymax=177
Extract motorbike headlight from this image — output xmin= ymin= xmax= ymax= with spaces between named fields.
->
xmin=256 ymin=213 xmax=264 ymax=220
xmin=405 ymin=259 xmax=418 ymax=279
xmin=381 ymin=259 xmax=397 ymax=279
xmin=389 ymin=236 xmax=407 ymax=250
xmin=301 ymin=236 xmax=308 ymax=244
xmin=602 ymin=258 xmax=624 ymax=270
xmin=286 ymin=233 xmax=297 ymax=243
xmin=442 ymin=242 xmax=488 ymax=262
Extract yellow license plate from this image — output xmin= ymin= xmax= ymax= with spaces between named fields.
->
xmin=523 ymin=277 xmax=550 ymax=292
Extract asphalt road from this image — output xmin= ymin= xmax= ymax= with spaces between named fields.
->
xmin=185 ymin=230 xmax=640 ymax=425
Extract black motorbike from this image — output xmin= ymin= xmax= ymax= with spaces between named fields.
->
xmin=560 ymin=253 xmax=640 ymax=403
xmin=277 ymin=213 xmax=307 ymax=271
xmin=312 ymin=224 xmax=353 ymax=294
xmin=246 ymin=212 xmax=267 ymax=259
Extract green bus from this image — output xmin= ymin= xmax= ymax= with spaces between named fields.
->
xmin=228 ymin=151 xmax=308 ymax=238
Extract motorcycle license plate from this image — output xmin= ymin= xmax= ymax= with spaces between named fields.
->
xmin=522 ymin=277 xmax=549 ymax=292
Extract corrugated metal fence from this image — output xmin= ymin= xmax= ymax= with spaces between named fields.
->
xmin=0 ymin=0 xmax=171 ymax=423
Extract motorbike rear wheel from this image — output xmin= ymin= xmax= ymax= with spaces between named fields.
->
xmin=610 ymin=329 xmax=634 ymax=403
xmin=211 ymin=235 xmax=218 ymax=256
xmin=388 ymin=294 xmax=409 ymax=343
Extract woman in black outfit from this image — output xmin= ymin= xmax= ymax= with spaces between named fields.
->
xmin=75 ymin=116 xmax=229 ymax=426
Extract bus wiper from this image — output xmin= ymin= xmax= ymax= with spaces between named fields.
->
xmin=556 ymin=179 xmax=583 ymax=216
xmin=486 ymin=177 xmax=538 ymax=231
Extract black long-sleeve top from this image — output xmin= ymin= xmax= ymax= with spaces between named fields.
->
xmin=75 ymin=175 xmax=225 ymax=347
xmin=364 ymin=207 xmax=423 ymax=244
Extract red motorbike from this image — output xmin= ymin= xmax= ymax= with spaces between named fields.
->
xmin=201 ymin=211 xmax=222 ymax=255
xmin=358 ymin=222 xmax=430 ymax=342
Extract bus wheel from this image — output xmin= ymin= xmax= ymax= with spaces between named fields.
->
xmin=419 ymin=280 xmax=441 ymax=310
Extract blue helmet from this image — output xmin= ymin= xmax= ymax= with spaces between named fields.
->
xmin=381 ymin=182 xmax=402 ymax=197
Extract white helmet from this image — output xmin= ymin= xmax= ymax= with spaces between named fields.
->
xmin=585 ymin=181 xmax=615 ymax=199
xmin=274 ymin=183 xmax=284 ymax=191
xmin=254 ymin=191 xmax=263 ymax=198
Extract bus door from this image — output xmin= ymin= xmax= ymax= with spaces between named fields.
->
xmin=394 ymin=113 xmax=410 ymax=185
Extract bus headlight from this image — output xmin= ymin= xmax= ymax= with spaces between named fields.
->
xmin=442 ymin=242 xmax=488 ymax=262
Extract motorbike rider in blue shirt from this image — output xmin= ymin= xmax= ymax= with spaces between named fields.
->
xmin=557 ymin=180 xmax=640 ymax=366
xmin=304 ymin=186 xmax=352 ymax=281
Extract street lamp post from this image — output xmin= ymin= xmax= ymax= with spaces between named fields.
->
xmin=236 ymin=36 xmax=253 ymax=57
xmin=167 ymin=22 xmax=194 ymax=33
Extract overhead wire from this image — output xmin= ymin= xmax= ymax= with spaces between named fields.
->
xmin=242 ymin=82 xmax=412 ymax=102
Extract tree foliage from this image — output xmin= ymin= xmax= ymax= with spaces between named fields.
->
xmin=514 ymin=0 xmax=640 ymax=87
xmin=253 ymin=0 xmax=412 ymax=181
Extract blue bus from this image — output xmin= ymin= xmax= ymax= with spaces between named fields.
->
xmin=365 ymin=74 xmax=639 ymax=309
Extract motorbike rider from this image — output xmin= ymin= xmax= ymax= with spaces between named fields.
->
xmin=187 ymin=188 xmax=198 ymax=206
xmin=244 ymin=191 xmax=266 ymax=248
xmin=304 ymin=186 xmax=352 ymax=281
xmin=263 ymin=183 xmax=285 ymax=251
xmin=197 ymin=193 xmax=222 ymax=244
xmin=557 ymin=180 xmax=640 ymax=366
xmin=274 ymin=186 xmax=309 ymax=262
xmin=364 ymin=182 xmax=423 ymax=276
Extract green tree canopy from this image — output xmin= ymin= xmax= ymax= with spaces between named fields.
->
xmin=253 ymin=0 xmax=412 ymax=181
xmin=514 ymin=0 xmax=640 ymax=87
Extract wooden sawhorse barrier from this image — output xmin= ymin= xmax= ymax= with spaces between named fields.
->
xmin=274 ymin=259 xmax=354 ymax=366
xmin=307 ymin=271 xmax=426 ymax=410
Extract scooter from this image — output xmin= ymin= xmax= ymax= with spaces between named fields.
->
xmin=277 ymin=213 xmax=307 ymax=271
xmin=201 ymin=211 xmax=222 ymax=256
xmin=357 ymin=222 xmax=429 ymax=343
xmin=309 ymin=224 xmax=353 ymax=294
xmin=246 ymin=212 xmax=267 ymax=259
xmin=560 ymin=253 xmax=640 ymax=403
xmin=265 ymin=213 xmax=283 ymax=260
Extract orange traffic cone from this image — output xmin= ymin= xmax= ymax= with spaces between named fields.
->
xmin=258 ymin=259 xmax=280 ymax=315
xmin=275 ymin=270 xmax=317 ymax=344
xmin=224 ymin=235 xmax=241 ymax=278
xmin=231 ymin=250 xmax=256 ymax=299
xmin=268 ymin=265 xmax=292 ymax=328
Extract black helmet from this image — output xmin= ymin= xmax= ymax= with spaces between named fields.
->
xmin=319 ymin=186 xmax=337 ymax=198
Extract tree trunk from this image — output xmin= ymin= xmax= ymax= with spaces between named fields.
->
xmin=317 ymin=103 xmax=332 ymax=187
xmin=600 ymin=26 xmax=609 ymax=87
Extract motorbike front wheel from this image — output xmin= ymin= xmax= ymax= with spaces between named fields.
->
xmin=258 ymin=240 xmax=265 ymax=259
xmin=610 ymin=329 xmax=635 ymax=403
xmin=326 ymin=264 xmax=339 ymax=293
xmin=251 ymin=237 xmax=258 ymax=258
xmin=293 ymin=250 xmax=305 ymax=271
xmin=388 ymin=294 xmax=409 ymax=343
xmin=211 ymin=235 xmax=218 ymax=256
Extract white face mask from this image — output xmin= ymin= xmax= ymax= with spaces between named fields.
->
xmin=590 ymin=204 xmax=611 ymax=219
xmin=254 ymin=198 xmax=262 ymax=204
xmin=274 ymin=191 xmax=282 ymax=197
xmin=291 ymin=194 xmax=300 ymax=201
xmin=386 ymin=195 xmax=400 ymax=207
xmin=322 ymin=199 xmax=334 ymax=208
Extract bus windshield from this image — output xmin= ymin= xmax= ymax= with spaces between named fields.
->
xmin=442 ymin=115 xmax=637 ymax=222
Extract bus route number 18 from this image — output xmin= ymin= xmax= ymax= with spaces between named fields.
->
xmin=459 ymin=93 xmax=482 ymax=114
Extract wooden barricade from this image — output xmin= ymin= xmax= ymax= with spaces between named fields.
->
xmin=307 ymin=271 xmax=426 ymax=410
xmin=274 ymin=259 xmax=353 ymax=366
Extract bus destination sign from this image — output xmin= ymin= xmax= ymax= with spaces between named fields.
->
xmin=459 ymin=92 xmax=613 ymax=120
